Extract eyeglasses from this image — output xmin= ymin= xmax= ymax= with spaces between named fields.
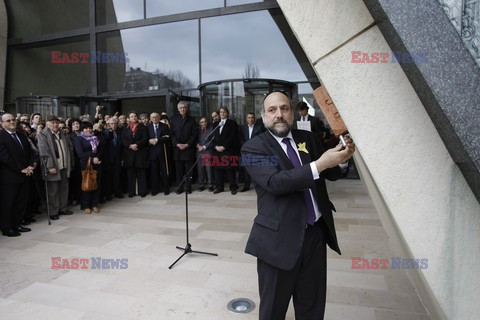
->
xmin=4 ymin=119 xmax=16 ymax=123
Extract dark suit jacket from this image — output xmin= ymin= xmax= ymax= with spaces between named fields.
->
xmin=212 ymin=118 xmax=238 ymax=156
xmin=104 ymin=128 xmax=123 ymax=165
xmin=294 ymin=114 xmax=325 ymax=146
xmin=147 ymin=122 xmax=170 ymax=161
xmin=239 ymin=123 xmax=262 ymax=146
xmin=170 ymin=114 xmax=197 ymax=161
xmin=241 ymin=129 xmax=342 ymax=270
xmin=0 ymin=130 xmax=35 ymax=185
xmin=122 ymin=123 xmax=149 ymax=168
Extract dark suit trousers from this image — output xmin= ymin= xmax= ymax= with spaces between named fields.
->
xmin=151 ymin=158 xmax=170 ymax=194
xmin=215 ymin=165 xmax=237 ymax=191
xmin=257 ymin=218 xmax=328 ymax=320
xmin=175 ymin=160 xmax=193 ymax=191
xmin=127 ymin=167 xmax=147 ymax=196
xmin=0 ymin=182 xmax=29 ymax=230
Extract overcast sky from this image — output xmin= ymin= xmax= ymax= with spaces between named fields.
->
xmin=111 ymin=1 xmax=307 ymax=87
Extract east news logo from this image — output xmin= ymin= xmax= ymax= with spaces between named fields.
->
xmin=51 ymin=257 xmax=128 ymax=269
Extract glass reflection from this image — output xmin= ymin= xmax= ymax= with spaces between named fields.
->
xmin=97 ymin=21 xmax=199 ymax=94
xmin=97 ymin=0 xmax=144 ymax=25
xmin=201 ymin=11 xmax=307 ymax=83
xmin=146 ymin=0 xmax=223 ymax=18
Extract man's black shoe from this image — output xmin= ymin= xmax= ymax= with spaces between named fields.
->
xmin=140 ymin=194 xmax=147 ymax=198
xmin=231 ymin=189 xmax=238 ymax=195
xmin=2 ymin=229 xmax=21 ymax=237
xmin=175 ymin=189 xmax=183 ymax=195
xmin=50 ymin=215 xmax=60 ymax=220
xmin=198 ymin=186 xmax=205 ymax=192
xmin=213 ymin=189 xmax=223 ymax=194
xmin=151 ymin=192 xmax=158 ymax=196
xmin=59 ymin=210 xmax=73 ymax=216
xmin=20 ymin=219 xmax=31 ymax=225
xmin=240 ymin=187 xmax=250 ymax=192
xmin=164 ymin=191 xmax=170 ymax=196
xmin=15 ymin=226 xmax=31 ymax=233
xmin=116 ymin=194 xmax=125 ymax=199
xmin=208 ymin=187 xmax=214 ymax=192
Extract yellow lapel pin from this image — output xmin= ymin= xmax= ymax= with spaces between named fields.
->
xmin=297 ymin=142 xmax=309 ymax=154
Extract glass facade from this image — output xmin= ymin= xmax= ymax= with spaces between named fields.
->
xmin=146 ymin=0 xmax=223 ymax=18
xmin=97 ymin=20 xmax=199 ymax=94
xmin=5 ymin=0 xmax=89 ymax=38
xmin=201 ymin=11 xmax=307 ymax=83
xmin=199 ymin=79 xmax=297 ymax=125
xmin=96 ymin=0 xmax=144 ymax=24
xmin=6 ymin=38 xmax=91 ymax=101
xmin=5 ymin=1 xmax=315 ymax=119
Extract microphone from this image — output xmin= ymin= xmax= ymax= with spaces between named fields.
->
xmin=205 ymin=120 xmax=225 ymax=141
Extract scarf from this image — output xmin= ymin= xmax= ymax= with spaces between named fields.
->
xmin=128 ymin=122 xmax=139 ymax=137
xmin=80 ymin=131 xmax=100 ymax=154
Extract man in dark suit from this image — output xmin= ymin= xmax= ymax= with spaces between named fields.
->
xmin=212 ymin=106 xmax=239 ymax=195
xmin=295 ymin=101 xmax=328 ymax=148
xmin=241 ymin=92 xmax=355 ymax=319
xmin=238 ymin=112 xmax=262 ymax=192
xmin=170 ymin=101 xmax=197 ymax=194
xmin=147 ymin=112 xmax=170 ymax=196
xmin=0 ymin=113 xmax=35 ymax=236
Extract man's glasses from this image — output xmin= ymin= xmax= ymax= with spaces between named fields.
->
xmin=3 ymin=119 xmax=16 ymax=123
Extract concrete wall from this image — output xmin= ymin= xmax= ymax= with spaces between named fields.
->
xmin=276 ymin=0 xmax=480 ymax=319
xmin=0 ymin=0 xmax=6 ymax=107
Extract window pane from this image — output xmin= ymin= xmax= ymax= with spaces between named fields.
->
xmin=96 ymin=0 xmax=144 ymax=25
xmin=5 ymin=0 xmax=89 ymax=38
xmin=97 ymin=20 xmax=199 ymax=94
xmin=201 ymin=11 xmax=307 ymax=83
xmin=146 ymin=0 xmax=223 ymax=18
xmin=227 ymin=0 xmax=262 ymax=5
xmin=6 ymin=38 xmax=91 ymax=102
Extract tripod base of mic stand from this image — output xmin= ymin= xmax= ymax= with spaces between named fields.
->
xmin=169 ymin=243 xmax=218 ymax=269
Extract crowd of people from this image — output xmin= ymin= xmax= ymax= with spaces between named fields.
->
xmin=0 ymin=101 xmax=334 ymax=237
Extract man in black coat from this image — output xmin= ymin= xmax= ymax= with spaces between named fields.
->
xmin=0 ymin=114 xmax=35 ymax=237
xmin=212 ymin=106 xmax=239 ymax=194
xmin=294 ymin=101 xmax=328 ymax=148
xmin=170 ymin=101 xmax=197 ymax=194
xmin=238 ymin=112 xmax=262 ymax=192
xmin=147 ymin=112 xmax=171 ymax=196
xmin=241 ymin=92 xmax=355 ymax=319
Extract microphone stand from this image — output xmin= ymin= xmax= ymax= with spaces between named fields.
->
xmin=40 ymin=155 xmax=51 ymax=225
xmin=169 ymin=123 xmax=223 ymax=269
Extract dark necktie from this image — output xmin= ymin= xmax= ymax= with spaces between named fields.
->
xmin=113 ymin=132 xmax=117 ymax=146
xmin=11 ymin=132 xmax=24 ymax=150
xmin=154 ymin=125 xmax=158 ymax=137
xmin=282 ymin=138 xmax=316 ymax=225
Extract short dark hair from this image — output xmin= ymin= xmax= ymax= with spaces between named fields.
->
xmin=80 ymin=121 xmax=93 ymax=131
xmin=296 ymin=101 xmax=308 ymax=111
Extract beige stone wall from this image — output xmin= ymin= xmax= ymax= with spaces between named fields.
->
xmin=0 ymin=0 xmax=7 ymax=107
xmin=277 ymin=0 xmax=480 ymax=319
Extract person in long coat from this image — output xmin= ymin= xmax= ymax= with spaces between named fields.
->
xmin=122 ymin=112 xmax=149 ymax=197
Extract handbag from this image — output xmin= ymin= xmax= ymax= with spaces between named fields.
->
xmin=81 ymin=157 xmax=98 ymax=192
